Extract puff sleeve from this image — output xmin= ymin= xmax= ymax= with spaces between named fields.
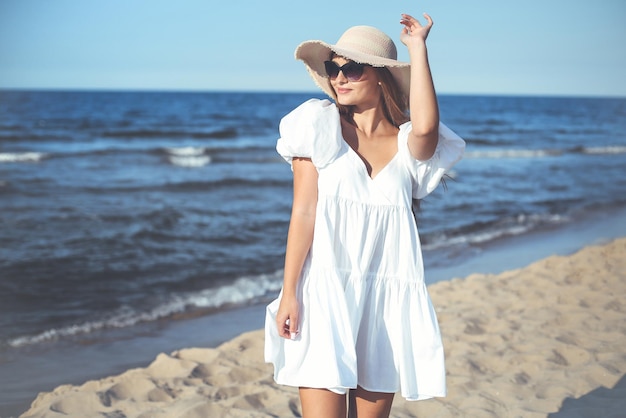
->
xmin=399 ymin=121 xmax=466 ymax=199
xmin=276 ymin=98 xmax=343 ymax=169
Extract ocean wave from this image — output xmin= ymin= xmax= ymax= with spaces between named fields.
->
xmin=581 ymin=145 xmax=626 ymax=155
xmin=422 ymin=212 xmax=569 ymax=251
xmin=7 ymin=271 xmax=283 ymax=348
xmin=168 ymin=155 xmax=212 ymax=167
xmin=463 ymin=137 xmax=513 ymax=146
xmin=165 ymin=146 xmax=206 ymax=156
xmin=465 ymin=145 xmax=626 ymax=159
xmin=78 ymin=177 xmax=290 ymax=194
xmin=0 ymin=133 xmax=66 ymax=142
xmin=464 ymin=149 xmax=562 ymax=159
xmin=166 ymin=147 xmax=212 ymax=167
xmin=0 ymin=152 xmax=47 ymax=163
xmin=101 ymin=127 xmax=238 ymax=139
xmin=7 ymin=142 xmax=272 ymax=162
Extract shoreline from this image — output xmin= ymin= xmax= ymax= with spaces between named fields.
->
xmin=424 ymin=204 xmax=626 ymax=284
xmin=18 ymin=235 xmax=626 ymax=417
xmin=3 ymin=205 xmax=626 ymax=417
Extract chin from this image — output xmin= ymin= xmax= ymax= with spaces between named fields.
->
xmin=336 ymin=95 xmax=356 ymax=106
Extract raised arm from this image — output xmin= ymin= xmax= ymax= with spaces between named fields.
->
xmin=400 ymin=12 xmax=440 ymax=161
xmin=276 ymin=157 xmax=318 ymax=339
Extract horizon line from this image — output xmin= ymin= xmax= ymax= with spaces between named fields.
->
xmin=1 ymin=87 xmax=625 ymax=100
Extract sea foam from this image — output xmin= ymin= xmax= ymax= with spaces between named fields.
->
xmin=166 ymin=147 xmax=212 ymax=167
xmin=8 ymin=271 xmax=283 ymax=348
xmin=0 ymin=152 xmax=47 ymax=163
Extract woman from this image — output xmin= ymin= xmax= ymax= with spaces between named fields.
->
xmin=264 ymin=12 xmax=465 ymax=418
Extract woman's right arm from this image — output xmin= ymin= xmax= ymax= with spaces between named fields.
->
xmin=276 ymin=157 xmax=318 ymax=339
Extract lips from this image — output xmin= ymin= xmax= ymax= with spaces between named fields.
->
xmin=336 ymin=88 xmax=351 ymax=94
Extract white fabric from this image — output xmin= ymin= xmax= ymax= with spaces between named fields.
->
xmin=276 ymin=98 xmax=342 ymax=169
xmin=265 ymin=98 xmax=465 ymax=400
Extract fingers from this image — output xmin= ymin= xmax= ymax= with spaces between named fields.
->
xmin=400 ymin=12 xmax=434 ymax=29
xmin=277 ymin=316 xmax=289 ymax=338
xmin=288 ymin=315 xmax=299 ymax=339
xmin=399 ymin=12 xmax=433 ymax=44
xmin=399 ymin=14 xmax=414 ymax=29
xmin=422 ymin=12 xmax=434 ymax=28
xmin=277 ymin=315 xmax=300 ymax=340
xmin=400 ymin=13 xmax=417 ymax=27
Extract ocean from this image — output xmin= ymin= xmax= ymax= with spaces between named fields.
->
xmin=1 ymin=90 xmax=626 ymax=415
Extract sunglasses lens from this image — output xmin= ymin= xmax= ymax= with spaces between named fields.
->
xmin=324 ymin=61 xmax=365 ymax=81
xmin=343 ymin=63 xmax=364 ymax=81
xmin=324 ymin=61 xmax=340 ymax=78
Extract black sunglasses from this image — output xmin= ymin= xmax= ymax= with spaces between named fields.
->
xmin=324 ymin=61 xmax=367 ymax=82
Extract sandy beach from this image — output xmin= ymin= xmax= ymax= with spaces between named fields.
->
xmin=18 ymin=237 xmax=626 ymax=418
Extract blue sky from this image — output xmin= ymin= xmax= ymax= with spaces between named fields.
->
xmin=1 ymin=0 xmax=624 ymax=97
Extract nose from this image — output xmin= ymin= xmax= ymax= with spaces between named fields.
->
xmin=334 ymin=70 xmax=348 ymax=84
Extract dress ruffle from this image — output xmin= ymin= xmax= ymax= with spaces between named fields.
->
xmin=265 ymin=269 xmax=446 ymax=399
xmin=265 ymin=267 xmax=358 ymax=393
xmin=276 ymin=98 xmax=342 ymax=169
xmin=398 ymin=121 xmax=466 ymax=199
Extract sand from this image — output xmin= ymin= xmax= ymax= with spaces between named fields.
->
xmin=19 ymin=237 xmax=626 ymax=418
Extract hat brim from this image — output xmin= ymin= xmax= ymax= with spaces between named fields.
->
xmin=295 ymin=40 xmax=410 ymax=100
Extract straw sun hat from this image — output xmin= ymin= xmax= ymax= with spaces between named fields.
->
xmin=295 ymin=25 xmax=410 ymax=100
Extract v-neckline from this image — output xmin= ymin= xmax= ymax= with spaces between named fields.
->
xmin=342 ymin=138 xmax=399 ymax=181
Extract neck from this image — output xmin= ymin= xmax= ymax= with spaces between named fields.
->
xmin=348 ymin=105 xmax=389 ymax=137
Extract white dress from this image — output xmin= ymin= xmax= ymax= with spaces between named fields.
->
xmin=264 ymin=98 xmax=465 ymax=400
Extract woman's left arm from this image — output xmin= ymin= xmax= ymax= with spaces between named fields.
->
xmin=400 ymin=12 xmax=439 ymax=161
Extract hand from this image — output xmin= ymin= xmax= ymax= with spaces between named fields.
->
xmin=400 ymin=13 xmax=433 ymax=45
xmin=276 ymin=294 xmax=300 ymax=339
